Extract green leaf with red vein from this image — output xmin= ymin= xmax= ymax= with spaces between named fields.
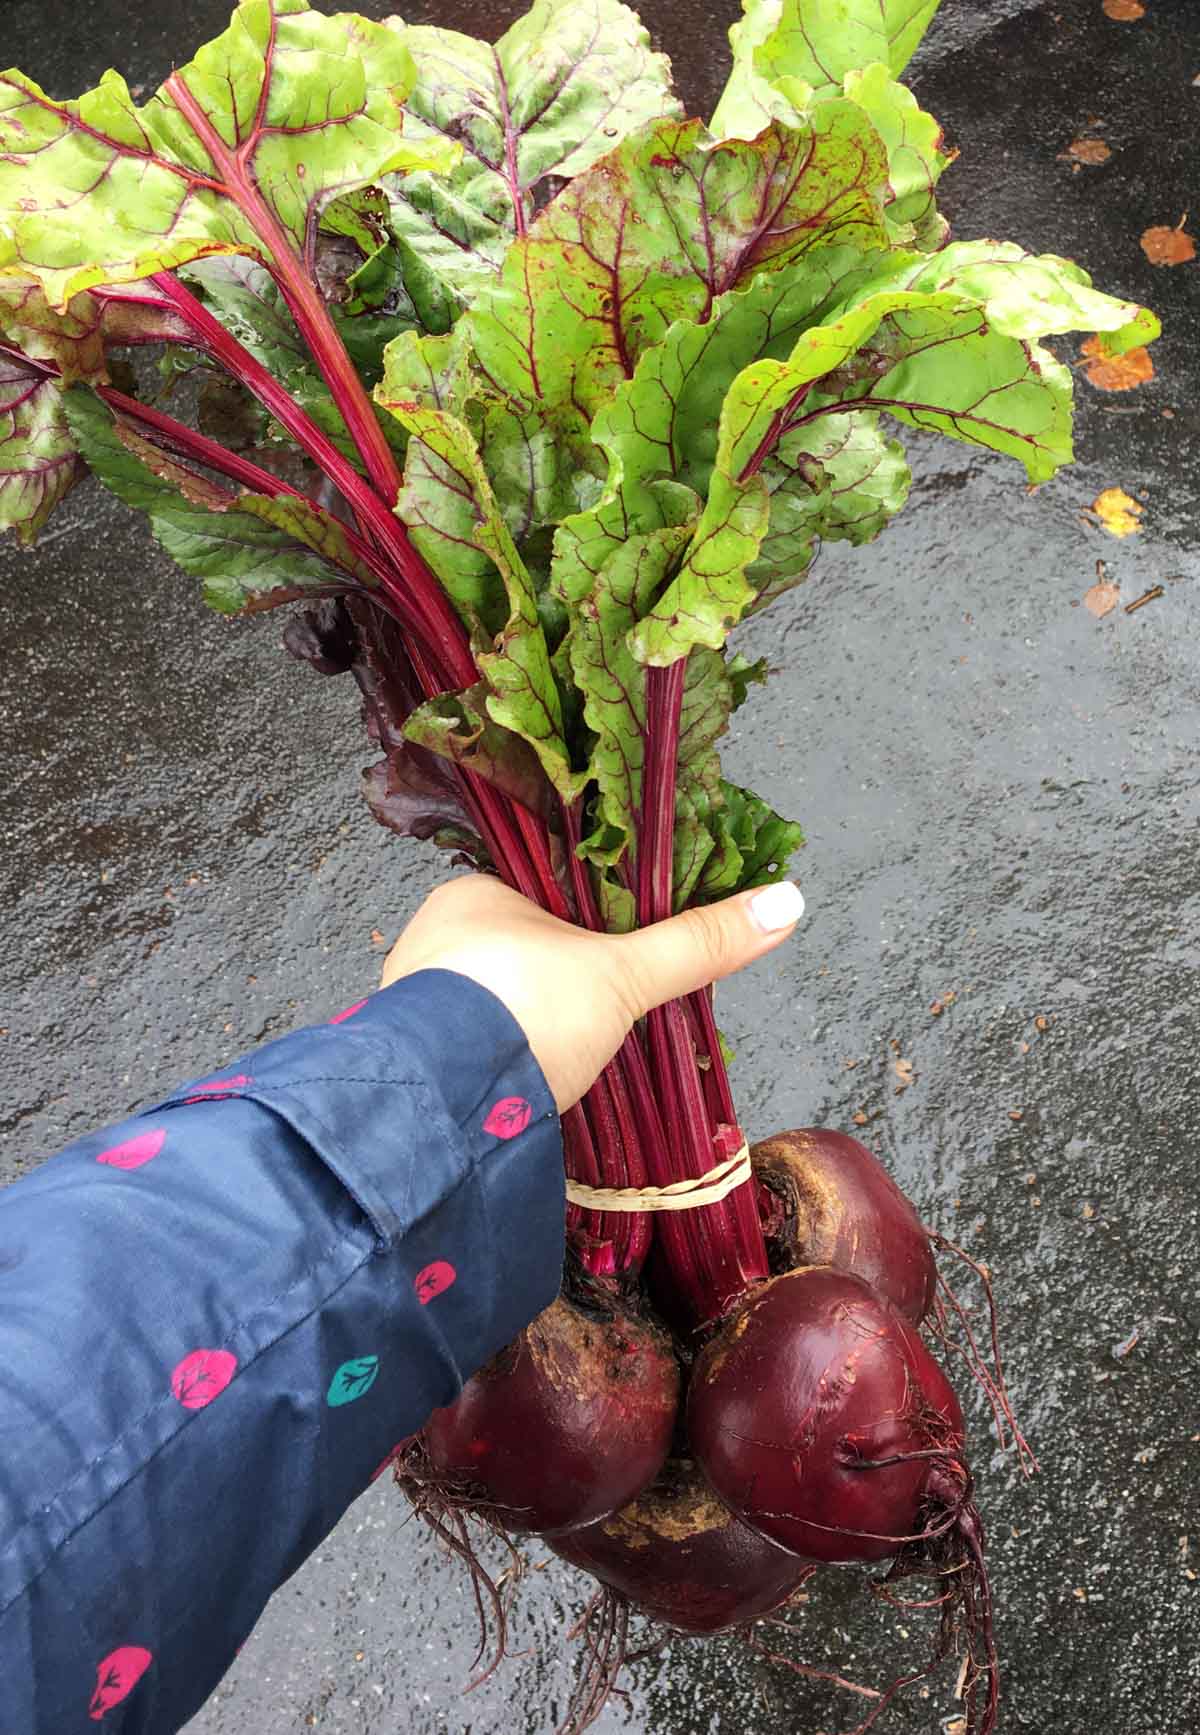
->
xmin=183 ymin=255 xmax=408 ymax=465
xmin=563 ymin=264 xmax=862 ymax=660
xmin=628 ymin=237 xmax=1152 ymax=667
xmin=569 ymin=522 xmax=691 ymax=862
xmin=384 ymin=0 xmax=680 ymax=321
xmin=476 ymin=397 xmax=604 ymax=563
xmin=744 ymin=459 xmax=819 ymax=603
xmin=627 ymin=300 xmax=1012 ymax=662
xmin=565 ymin=518 xmax=780 ymax=902
xmin=769 ymin=0 xmax=944 ymax=91
xmin=710 ymin=0 xmax=800 ymax=140
xmin=0 ymin=272 xmax=188 ymax=385
xmin=547 ymin=259 xmax=871 ymax=639
xmin=376 ymin=328 xmax=507 ymax=628
xmin=552 ymin=477 xmax=699 ymax=624
xmin=377 ymin=334 xmax=577 ymax=794
xmin=875 ymin=240 xmax=1162 ymax=348
xmin=183 ymin=256 xmax=303 ymax=374
xmin=630 ymin=282 xmax=1090 ymax=664
xmin=0 ymin=0 xmax=456 ymax=307
xmin=671 ymin=783 xmax=718 ymax=908
xmin=0 ymin=265 xmax=192 ymax=542
xmin=749 ymin=412 xmax=910 ymax=602
xmin=0 ymin=351 xmax=83 ymax=544
xmin=633 ymin=466 xmax=770 ymax=664
xmin=63 ymin=385 xmax=372 ymax=612
xmin=713 ymin=0 xmax=943 ymax=138
xmin=469 ymin=105 xmax=890 ymax=416
xmin=377 ymin=323 xmax=604 ymax=561
xmin=582 ymin=259 xmax=866 ymax=520
xmin=698 ymin=780 xmax=804 ymax=899
xmin=840 ymin=65 xmax=952 ymax=250
xmin=792 ymin=301 xmax=1072 ymax=473
xmin=401 ymin=683 xmax=552 ymax=816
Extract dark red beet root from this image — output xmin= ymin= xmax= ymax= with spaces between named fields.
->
xmin=551 ymin=1457 xmax=815 ymax=1634
xmin=753 ymin=1129 xmax=936 ymax=1324
xmin=423 ymin=1290 xmax=679 ymax=1536
xmin=689 ymin=1267 xmax=999 ymax=1735
xmin=688 ymin=1266 xmax=962 ymax=1564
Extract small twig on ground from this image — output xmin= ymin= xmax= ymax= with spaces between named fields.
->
xmin=1124 ymin=585 xmax=1164 ymax=614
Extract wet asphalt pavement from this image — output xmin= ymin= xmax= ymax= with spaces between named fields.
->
xmin=2 ymin=0 xmax=1199 ymax=1730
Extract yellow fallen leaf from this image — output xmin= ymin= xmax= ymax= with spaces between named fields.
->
xmin=1081 ymin=335 xmax=1154 ymax=390
xmin=1064 ymin=136 xmax=1111 ymax=164
xmin=1091 ymin=487 xmax=1144 ymax=537
xmin=1102 ymin=0 xmax=1144 ymax=17
xmin=1084 ymin=581 xmax=1120 ymax=617
xmin=1140 ymin=219 xmax=1196 ymax=266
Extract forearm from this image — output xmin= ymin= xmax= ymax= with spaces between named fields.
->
xmin=0 ymin=972 xmax=562 ymax=1732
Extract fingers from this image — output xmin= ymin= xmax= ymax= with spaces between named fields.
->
xmin=380 ymin=876 xmax=537 ymax=986
xmin=613 ymin=882 xmax=804 ymax=1018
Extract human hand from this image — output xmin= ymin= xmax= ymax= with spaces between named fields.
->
xmin=380 ymin=876 xmax=804 ymax=1114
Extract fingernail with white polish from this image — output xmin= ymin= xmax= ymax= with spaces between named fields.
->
xmin=748 ymin=881 xmax=805 ymax=933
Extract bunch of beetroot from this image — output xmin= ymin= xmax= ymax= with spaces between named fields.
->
xmin=1 ymin=0 xmax=1150 ymax=1722
xmin=400 ymin=1126 xmax=1031 ymax=1733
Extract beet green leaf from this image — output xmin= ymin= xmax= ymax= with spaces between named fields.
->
xmin=0 ymin=0 xmax=1161 ymax=929
xmin=386 ymin=0 xmax=680 ymax=323
xmin=629 ymin=243 xmax=1158 ymax=663
xmin=0 ymin=351 xmax=83 ymax=545
xmin=840 ymin=65 xmax=952 ymax=250
xmin=713 ymin=0 xmax=944 ymax=139
xmin=401 ymin=684 xmax=554 ymax=817
xmin=0 ymin=267 xmax=192 ymax=542
xmin=377 ymin=333 xmax=577 ymax=796
xmin=0 ymin=0 xmax=455 ymax=307
xmin=470 ymin=106 xmax=891 ymax=416
xmin=64 ymin=387 xmax=373 ymax=612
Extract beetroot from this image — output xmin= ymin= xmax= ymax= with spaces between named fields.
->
xmin=551 ymin=1456 xmax=814 ymax=1634
xmin=422 ymin=1289 xmax=679 ymax=1536
xmin=688 ymin=1266 xmax=964 ymax=1563
xmin=689 ymin=1265 xmax=998 ymax=1735
xmin=753 ymin=1129 xmax=936 ymax=1324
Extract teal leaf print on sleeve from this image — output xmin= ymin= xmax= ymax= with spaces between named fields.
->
xmin=327 ymin=1354 xmax=381 ymax=1407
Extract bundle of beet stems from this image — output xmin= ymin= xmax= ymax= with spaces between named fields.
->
xmin=0 ymin=0 xmax=1158 ymax=1726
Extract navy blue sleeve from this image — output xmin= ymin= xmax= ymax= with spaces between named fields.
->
xmin=0 ymin=969 xmax=563 ymax=1733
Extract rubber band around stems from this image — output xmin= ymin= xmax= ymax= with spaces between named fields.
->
xmin=563 ymin=1146 xmax=751 ymax=1213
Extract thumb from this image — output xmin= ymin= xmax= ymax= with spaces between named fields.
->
xmin=614 ymin=882 xmax=805 ymax=1018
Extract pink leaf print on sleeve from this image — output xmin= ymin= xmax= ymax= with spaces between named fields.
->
xmin=414 ymin=1260 xmax=457 ymax=1305
xmin=482 ymin=1096 xmax=533 ymax=1140
xmin=95 ymin=1128 xmax=166 ymax=1171
xmin=182 ymin=1073 xmax=251 ymax=1104
xmin=329 ymin=999 xmax=368 ymax=1025
xmin=88 ymin=1646 xmax=153 ymax=1721
xmin=171 ymin=1348 xmax=238 ymax=1410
